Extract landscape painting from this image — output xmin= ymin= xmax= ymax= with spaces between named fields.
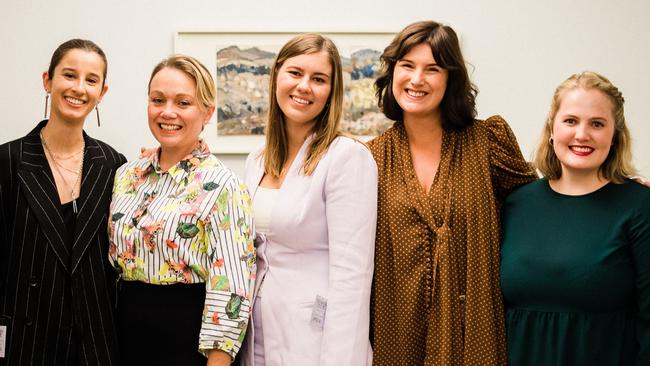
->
xmin=175 ymin=32 xmax=395 ymax=153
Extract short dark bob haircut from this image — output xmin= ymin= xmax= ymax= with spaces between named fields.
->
xmin=375 ymin=20 xmax=477 ymax=130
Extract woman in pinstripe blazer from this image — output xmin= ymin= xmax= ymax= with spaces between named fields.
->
xmin=0 ymin=39 xmax=125 ymax=365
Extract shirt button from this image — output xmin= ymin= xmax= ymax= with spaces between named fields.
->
xmin=29 ymin=276 xmax=38 ymax=287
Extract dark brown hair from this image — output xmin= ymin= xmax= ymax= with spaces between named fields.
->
xmin=47 ymin=39 xmax=108 ymax=86
xmin=376 ymin=20 xmax=477 ymax=130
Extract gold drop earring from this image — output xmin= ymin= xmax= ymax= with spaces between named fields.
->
xmin=44 ymin=92 xmax=50 ymax=119
xmin=96 ymin=104 xmax=101 ymax=127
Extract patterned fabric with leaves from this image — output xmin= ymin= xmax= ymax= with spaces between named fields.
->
xmin=109 ymin=141 xmax=255 ymax=358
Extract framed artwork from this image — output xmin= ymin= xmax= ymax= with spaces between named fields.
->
xmin=174 ymin=31 xmax=395 ymax=153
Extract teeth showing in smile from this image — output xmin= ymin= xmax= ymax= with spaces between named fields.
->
xmin=65 ymin=97 xmax=85 ymax=105
xmin=406 ymin=89 xmax=426 ymax=97
xmin=160 ymin=123 xmax=181 ymax=131
xmin=291 ymin=96 xmax=311 ymax=105
xmin=570 ymin=146 xmax=593 ymax=153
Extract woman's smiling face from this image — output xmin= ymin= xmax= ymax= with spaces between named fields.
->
xmin=391 ymin=42 xmax=448 ymax=122
xmin=43 ymin=48 xmax=108 ymax=125
xmin=147 ymin=67 xmax=212 ymax=158
xmin=551 ymin=87 xmax=616 ymax=180
xmin=275 ymin=51 xmax=332 ymax=130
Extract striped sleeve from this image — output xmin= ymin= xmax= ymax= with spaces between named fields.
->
xmin=198 ymin=176 xmax=255 ymax=358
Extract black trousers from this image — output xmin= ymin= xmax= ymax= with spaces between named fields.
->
xmin=117 ymin=281 xmax=206 ymax=366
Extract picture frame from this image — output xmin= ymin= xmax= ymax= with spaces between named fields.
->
xmin=174 ymin=31 xmax=395 ymax=154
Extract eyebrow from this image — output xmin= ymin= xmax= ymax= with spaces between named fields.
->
xmin=285 ymin=65 xmax=331 ymax=78
xmin=174 ymin=93 xmax=195 ymax=99
xmin=149 ymin=91 xmax=195 ymax=99
xmin=61 ymin=67 xmax=101 ymax=79
xmin=398 ymin=58 xmax=440 ymax=67
xmin=559 ymin=113 xmax=610 ymax=121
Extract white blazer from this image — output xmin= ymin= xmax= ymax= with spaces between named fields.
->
xmin=241 ymin=136 xmax=377 ymax=366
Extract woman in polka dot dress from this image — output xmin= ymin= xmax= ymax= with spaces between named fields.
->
xmin=368 ymin=20 xmax=537 ymax=365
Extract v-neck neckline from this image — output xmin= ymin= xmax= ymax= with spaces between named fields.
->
xmin=398 ymin=123 xmax=449 ymax=199
xmin=395 ymin=122 xmax=452 ymax=232
xmin=257 ymin=135 xmax=312 ymax=193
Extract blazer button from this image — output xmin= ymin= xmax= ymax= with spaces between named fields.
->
xmin=29 ymin=276 xmax=38 ymax=287
xmin=25 ymin=317 xmax=33 ymax=326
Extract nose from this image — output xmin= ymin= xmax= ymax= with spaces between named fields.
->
xmin=71 ymin=79 xmax=86 ymax=94
xmin=296 ymin=75 xmax=310 ymax=93
xmin=160 ymin=102 xmax=177 ymax=119
xmin=574 ymin=123 xmax=590 ymax=141
xmin=410 ymin=69 xmax=425 ymax=86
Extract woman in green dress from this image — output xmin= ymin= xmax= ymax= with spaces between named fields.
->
xmin=500 ymin=71 xmax=650 ymax=365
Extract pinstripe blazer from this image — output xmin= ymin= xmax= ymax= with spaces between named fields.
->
xmin=0 ymin=121 xmax=126 ymax=366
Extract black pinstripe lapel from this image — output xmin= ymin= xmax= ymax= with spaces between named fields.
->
xmin=71 ymin=138 xmax=114 ymax=273
xmin=16 ymin=123 xmax=117 ymax=274
xmin=16 ymin=128 xmax=71 ymax=272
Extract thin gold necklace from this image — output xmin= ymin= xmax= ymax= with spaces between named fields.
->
xmin=49 ymin=149 xmax=84 ymax=160
xmin=52 ymin=159 xmax=80 ymax=174
xmin=40 ymin=130 xmax=85 ymax=213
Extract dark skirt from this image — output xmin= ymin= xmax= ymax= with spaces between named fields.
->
xmin=117 ymin=281 xmax=206 ymax=366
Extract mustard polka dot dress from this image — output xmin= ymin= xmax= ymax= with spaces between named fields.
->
xmin=368 ymin=116 xmax=537 ymax=365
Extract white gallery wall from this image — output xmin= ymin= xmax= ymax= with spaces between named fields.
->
xmin=1 ymin=0 xmax=649 ymax=177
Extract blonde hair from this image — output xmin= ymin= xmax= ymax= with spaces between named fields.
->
xmin=534 ymin=71 xmax=636 ymax=183
xmin=263 ymin=33 xmax=343 ymax=177
xmin=148 ymin=54 xmax=216 ymax=111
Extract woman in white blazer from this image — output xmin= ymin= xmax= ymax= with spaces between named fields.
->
xmin=241 ymin=33 xmax=378 ymax=366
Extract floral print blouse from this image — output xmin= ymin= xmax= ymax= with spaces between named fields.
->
xmin=108 ymin=141 xmax=255 ymax=358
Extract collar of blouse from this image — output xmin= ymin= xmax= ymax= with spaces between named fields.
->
xmin=145 ymin=139 xmax=212 ymax=185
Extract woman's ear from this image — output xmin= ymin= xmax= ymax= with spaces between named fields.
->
xmin=42 ymin=71 xmax=51 ymax=92
xmin=97 ymin=84 xmax=109 ymax=104
xmin=204 ymin=106 xmax=216 ymax=125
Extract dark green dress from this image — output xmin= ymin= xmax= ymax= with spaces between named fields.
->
xmin=500 ymin=179 xmax=650 ymax=366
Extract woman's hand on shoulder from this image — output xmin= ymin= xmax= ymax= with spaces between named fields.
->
xmin=633 ymin=177 xmax=650 ymax=188
xmin=139 ymin=146 xmax=157 ymax=159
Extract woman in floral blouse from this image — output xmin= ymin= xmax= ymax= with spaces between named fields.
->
xmin=109 ymin=55 xmax=255 ymax=366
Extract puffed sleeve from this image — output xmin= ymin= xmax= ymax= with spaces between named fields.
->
xmin=485 ymin=115 xmax=537 ymax=202
xmin=198 ymin=174 xmax=255 ymax=359
xmin=631 ymin=188 xmax=650 ymax=364
xmin=320 ymin=138 xmax=378 ymax=366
